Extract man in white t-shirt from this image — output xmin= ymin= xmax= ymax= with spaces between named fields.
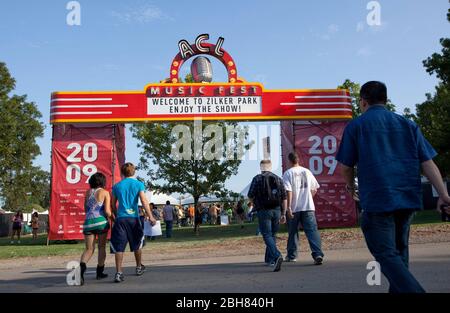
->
xmin=283 ymin=152 xmax=324 ymax=265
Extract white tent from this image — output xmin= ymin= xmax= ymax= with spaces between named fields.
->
xmin=140 ymin=191 xmax=179 ymax=206
xmin=240 ymin=183 xmax=251 ymax=199
xmin=180 ymin=194 xmax=239 ymax=205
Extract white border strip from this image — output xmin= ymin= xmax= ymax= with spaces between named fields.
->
xmin=295 ymin=95 xmax=351 ymax=99
xmin=51 ymin=98 xmax=113 ymax=102
xmin=52 ymin=104 xmax=128 ymax=109
xmin=295 ymin=108 xmax=353 ymax=112
xmin=281 ymin=102 xmax=351 ymax=106
xmin=50 ymin=111 xmax=113 ymax=116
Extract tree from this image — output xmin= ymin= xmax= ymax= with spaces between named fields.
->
xmin=413 ymin=7 xmax=450 ymax=177
xmin=132 ymin=75 xmax=253 ymax=208
xmin=338 ymin=79 xmax=396 ymax=118
xmin=0 ymin=62 xmax=48 ymax=211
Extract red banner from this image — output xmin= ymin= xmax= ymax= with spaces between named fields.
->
xmin=281 ymin=121 xmax=357 ymax=228
xmin=49 ymin=124 xmax=125 ymax=240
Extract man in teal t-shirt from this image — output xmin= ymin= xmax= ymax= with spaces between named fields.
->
xmin=110 ymin=162 xmax=156 ymax=283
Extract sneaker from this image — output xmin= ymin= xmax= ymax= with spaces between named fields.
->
xmin=136 ymin=264 xmax=146 ymax=276
xmin=314 ymin=256 xmax=323 ymax=265
xmin=114 ymin=272 xmax=124 ymax=283
xmin=284 ymin=257 xmax=297 ymax=262
xmin=273 ymin=256 xmax=283 ymax=272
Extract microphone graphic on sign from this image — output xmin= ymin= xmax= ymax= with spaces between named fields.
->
xmin=190 ymin=56 xmax=213 ymax=83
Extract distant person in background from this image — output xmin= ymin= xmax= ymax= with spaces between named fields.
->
xmin=202 ymin=205 xmax=208 ymax=224
xmin=163 ymin=200 xmax=175 ymax=238
xmin=80 ymin=172 xmax=112 ymax=285
xmin=10 ymin=210 xmax=23 ymax=244
xmin=226 ymin=206 xmax=233 ymax=225
xmin=176 ymin=205 xmax=185 ymax=227
xmin=235 ymin=201 xmax=245 ymax=229
xmin=149 ymin=202 xmax=160 ymax=241
xmin=209 ymin=204 xmax=217 ymax=225
xmin=31 ymin=212 xmax=39 ymax=240
xmin=188 ymin=205 xmax=195 ymax=226
xmin=216 ymin=204 xmax=222 ymax=225
xmin=194 ymin=202 xmax=203 ymax=235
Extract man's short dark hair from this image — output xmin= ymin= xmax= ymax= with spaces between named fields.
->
xmin=166 ymin=200 xmax=170 ymax=205
xmin=288 ymin=152 xmax=300 ymax=164
xmin=360 ymin=81 xmax=387 ymax=105
xmin=88 ymin=172 xmax=106 ymax=189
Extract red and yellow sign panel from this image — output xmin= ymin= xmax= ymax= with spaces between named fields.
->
xmin=50 ymin=83 xmax=352 ymax=123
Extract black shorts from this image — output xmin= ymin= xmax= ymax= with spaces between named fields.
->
xmin=12 ymin=223 xmax=22 ymax=231
xmin=83 ymin=222 xmax=110 ymax=236
xmin=110 ymin=218 xmax=144 ymax=253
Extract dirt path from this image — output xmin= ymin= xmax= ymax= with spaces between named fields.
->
xmin=1 ymin=223 xmax=449 ymax=270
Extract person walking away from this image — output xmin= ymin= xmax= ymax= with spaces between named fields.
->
xmin=235 ymin=201 xmax=246 ymax=229
xmin=162 ymin=200 xmax=175 ymax=238
xmin=150 ymin=203 xmax=160 ymax=241
xmin=336 ymin=81 xmax=450 ymax=293
xmin=226 ymin=206 xmax=233 ymax=225
xmin=176 ymin=205 xmax=185 ymax=227
xmin=209 ymin=204 xmax=217 ymax=225
xmin=283 ymin=152 xmax=324 ymax=265
xmin=194 ymin=202 xmax=203 ymax=235
xmin=79 ymin=172 xmax=112 ymax=285
xmin=31 ymin=212 xmax=39 ymax=240
xmin=188 ymin=205 xmax=195 ymax=226
xmin=10 ymin=210 xmax=23 ymax=244
xmin=216 ymin=204 xmax=222 ymax=225
xmin=110 ymin=163 xmax=156 ymax=283
xmin=248 ymin=160 xmax=287 ymax=272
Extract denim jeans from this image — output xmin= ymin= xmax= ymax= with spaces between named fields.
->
xmin=165 ymin=220 xmax=173 ymax=238
xmin=287 ymin=211 xmax=324 ymax=260
xmin=257 ymin=209 xmax=281 ymax=264
xmin=361 ymin=209 xmax=425 ymax=293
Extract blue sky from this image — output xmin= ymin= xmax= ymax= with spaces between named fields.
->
xmin=0 ymin=0 xmax=448 ymax=194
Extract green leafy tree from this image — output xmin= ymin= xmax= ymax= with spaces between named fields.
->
xmin=403 ymin=8 xmax=450 ymax=177
xmin=338 ymin=79 xmax=396 ymax=118
xmin=0 ymin=62 xmax=48 ymax=211
xmin=132 ymin=75 xmax=253 ymax=208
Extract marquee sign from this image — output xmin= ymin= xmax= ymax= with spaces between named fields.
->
xmin=50 ymin=34 xmax=352 ymax=124
xmin=50 ymin=83 xmax=352 ymax=123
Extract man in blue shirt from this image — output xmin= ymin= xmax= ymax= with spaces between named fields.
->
xmin=110 ymin=162 xmax=156 ymax=283
xmin=336 ymin=81 xmax=450 ymax=293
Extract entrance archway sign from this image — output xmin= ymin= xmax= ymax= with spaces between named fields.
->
xmin=50 ymin=34 xmax=352 ymax=124
xmin=48 ymin=34 xmax=356 ymax=240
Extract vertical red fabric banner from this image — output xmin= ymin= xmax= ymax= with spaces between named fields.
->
xmin=281 ymin=121 xmax=357 ymax=228
xmin=49 ymin=124 xmax=125 ymax=240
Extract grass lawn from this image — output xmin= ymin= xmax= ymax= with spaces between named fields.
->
xmin=0 ymin=209 xmax=445 ymax=260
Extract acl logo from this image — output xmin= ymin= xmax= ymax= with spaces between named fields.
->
xmin=366 ymin=260 xmax=381 ymax=286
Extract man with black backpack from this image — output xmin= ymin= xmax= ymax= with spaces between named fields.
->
xmin=248 ymin=160 xmax=287 ymax=272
